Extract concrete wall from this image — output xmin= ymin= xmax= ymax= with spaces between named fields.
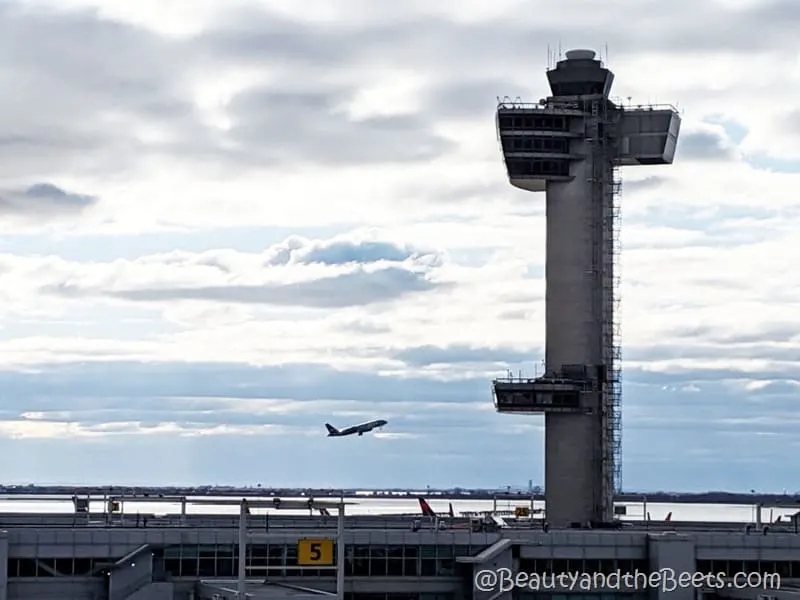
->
xmin=109 ymin=548 xmax=153 ymax=600
xmin=0 ymin=513 xmax=441 ymax=530
xmin=4 ymin=525 xmax=498 ymax=558
xmin=696 ymin=532 xmax=800 ymax=561
xmin=544 ymin=131 xmax=605 ymax=527
xmin=472 ymin=546 xmax=512 ymax=600
xmin=127 ymin=582 xmax=174 ymax=600
xmin=648 ymin=534 xmax=695 ymax=600
xmin=617 ymin=109 xmax=680 ymax=165
xmin=545 ymin=141 xmax=599 ymax=376
xmin=6 ymin=579 xmax=105 ymax=600
xmin=514 ymin=530 xmax=647 ymax=559
xmin=508 ymin=528 xmax=800 ymax=561
xmin=6 ymin=523 xmax=800 ymax=557
xmin=253 ymin=575 xmax=464 ymax=594
xmin=1 ymin=530 xmax=7 ymax=600
xmin=194 ymin=576 xmax=465 ymax=600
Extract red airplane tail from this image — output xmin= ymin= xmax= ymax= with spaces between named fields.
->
xmin=418 ymin=498 xmax=436 ymax=517
xmin=665 ymin=512 xmax=672 ymax=522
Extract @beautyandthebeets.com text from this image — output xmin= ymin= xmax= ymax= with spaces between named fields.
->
xmin=474 ymin=567 xmax=782 ymax=593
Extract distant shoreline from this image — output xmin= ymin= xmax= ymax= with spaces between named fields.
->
xmin=1 ymin=486 xmax=798 ymax=505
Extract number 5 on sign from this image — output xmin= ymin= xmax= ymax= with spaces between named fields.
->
xmin=298 ymin=538 xmax=333 ymax=565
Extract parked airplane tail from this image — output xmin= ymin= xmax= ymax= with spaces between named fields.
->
xmin=418 ymin=498 xmax=436 ymax=517
xmin=449 ymin=503 xmax=455 ymax=518
xmin=325 ymin=424 xmax=339 ymax=436
xmin=665 ymin=512 xmax=672 ymax=522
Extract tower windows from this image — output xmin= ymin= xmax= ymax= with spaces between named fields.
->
xmin=502 ymin=136 xmax=570 ymax=154
xmin=506 ymin=159 xmax=570 ymax=177
xmin=498 ymin=114 xmax=569 ymax=132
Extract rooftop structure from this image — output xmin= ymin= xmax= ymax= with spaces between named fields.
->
xmin=1 ymin=497 xmax=799 ymax=600
xmin=492 ymin=49 xmax=681 ymax=527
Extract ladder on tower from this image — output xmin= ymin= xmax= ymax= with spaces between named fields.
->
xmin=587 ymin=98 xmax=623 ymax=519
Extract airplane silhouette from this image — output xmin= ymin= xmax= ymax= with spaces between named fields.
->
xmin=325 ymin=419 xmax=387 ymax=437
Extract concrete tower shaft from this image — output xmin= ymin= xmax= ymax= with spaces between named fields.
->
xmin=492 ymin=49 xmax=680 ymax=527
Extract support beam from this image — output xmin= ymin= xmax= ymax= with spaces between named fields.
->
xmin=237 ymin=499 xmax=247 ymax=598
xmin=337 ymin=505 xmax=345 ymax=600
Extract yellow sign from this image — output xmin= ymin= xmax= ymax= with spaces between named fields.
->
xmin=297 ymin=538 xmax=334 ymax=566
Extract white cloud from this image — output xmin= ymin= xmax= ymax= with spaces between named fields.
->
xmin=0 ymin=219 xmax=797 ymax=374
xmin=0 ymin=418 xmax=309 ymax=439
xmin=374 ymin=432 xmax=421 ymax=440
xmin=0 ymin=0 xmax=799 ymax=490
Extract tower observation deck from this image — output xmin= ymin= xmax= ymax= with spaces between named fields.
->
xmin=492 ymin=49 xmax=680 ymax=527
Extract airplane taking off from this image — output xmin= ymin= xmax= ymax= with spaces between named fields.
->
xmin=325 ymin=419 xmax=388 ymax=437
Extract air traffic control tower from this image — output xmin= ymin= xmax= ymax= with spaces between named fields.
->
xmin=492 ymin=49 xmax=680 ymax=527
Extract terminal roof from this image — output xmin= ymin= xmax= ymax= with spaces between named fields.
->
xmin=191 ymin=498 xmax=355 ymax=510
xmin=198 ymin=580 xmax=334 ymax=600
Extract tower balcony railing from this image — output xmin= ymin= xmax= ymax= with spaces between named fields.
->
xmin=609 ymin=98 xmax=680 ymax=114
xmin=496 ymin=99 xmax=589 ymax=116
xmin=497 ymin=97 xmax=680 ymax=116
xmin=492 ymin=375 xmax=594 ymax=414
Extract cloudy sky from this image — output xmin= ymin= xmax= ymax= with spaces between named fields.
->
xmin=0 ymin=0 xmax=798 ymax=493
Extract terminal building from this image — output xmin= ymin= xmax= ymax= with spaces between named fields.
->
xmin=1 ymin=497 xmax=800 ymax=600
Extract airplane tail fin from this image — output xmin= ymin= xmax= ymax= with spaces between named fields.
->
xmin=325 ymin=424 xmax=339 ymax=436
xmin=665 ymin=512 xmax=672 ymax=522
xmin=418 ymin=498 xmax=436 ymax=517
xmin=449 ymin=503 xmax=455 ymax=518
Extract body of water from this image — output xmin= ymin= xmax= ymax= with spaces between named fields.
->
xmin=0 ymin=495 xmax=792 ymax=523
